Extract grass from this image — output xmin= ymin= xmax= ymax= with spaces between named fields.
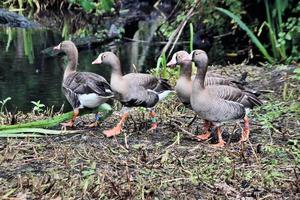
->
xmin=0 ymin=64 xmax=299 ymax=198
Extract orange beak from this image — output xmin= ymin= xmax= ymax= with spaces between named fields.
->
xmin=92 ymin=54 xmax=103 ymax=65
xmin=166 ymin=54 xmax=177 ymax=67
xmin=53 ymin=44 xmax=61 ymax=50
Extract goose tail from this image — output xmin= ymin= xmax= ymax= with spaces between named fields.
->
xmin=154 ymin=78 xmax=173 ymax=93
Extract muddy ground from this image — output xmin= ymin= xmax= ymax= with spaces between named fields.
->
xmin=0 ymin=64 xmax=299 ymax=199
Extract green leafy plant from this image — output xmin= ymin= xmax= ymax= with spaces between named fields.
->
xmin=154 ymin=51 xmax=179 ymax=80
xmin=31 ymin=100 xmax=45 ymax=114
xmin=216 ymin=7 xmax=274 ymax=63
xmin=216 ymin=1 xmax=300 ymax=64
xmin=155 ymin=51 xmax=167 ymax=78
xmin=67 ymin=0 xmax=115 ymax=13
xmin=292 ymin=68 xmax=300 ymax=80
xmin=0 ymin=97 xmax=11 ymax=113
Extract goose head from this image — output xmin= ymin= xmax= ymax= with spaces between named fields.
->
xmin=167 ymin=50 xmax=191 ymax=67
xmin=92 ymin=52 xmax=120 ymax=68
xmin=188 ymin=50 xmax=208 ymax=68
xmin=53 ymin=40 xmax=78 ymax=56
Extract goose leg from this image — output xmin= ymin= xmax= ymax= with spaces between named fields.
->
xmin=148 ymin=111 xmax=158 ymax=131
xmin=103 ymin=112 xmax=129 ymax=137
xmin=239 ymin=115 xmax=250 ymax=143
xmin=195 ymin=120 xmax=212 ymax=141
xmin=85 ymin=112 xmax=101 ymax=128
xmin=61 ymin=108 xmax=79 ymax=129
xmin=211 ymin=127 xmax=226 ymax=147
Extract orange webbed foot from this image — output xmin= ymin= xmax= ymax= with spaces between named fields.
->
xmin=211 ymin=140 xmax=226 ymax=148
xmin=85 ymin=121 xmax=99 ymax=128
xmin=60 ymin=121 xmax=74 ymax=129
xmin=195 ymin=131 xmax=211 ymax=141
xmin=103 ymin=126 xmax=122 ymax=137
xmin=147 ymin=123 xmax=158 ymax=132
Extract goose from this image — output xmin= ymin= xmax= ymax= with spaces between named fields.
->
xmin=185 ymin=50 xmax=262 ymax=147
xmin=92 ymin=52 xmax=173 ymax=137
xmin=167 ymin=50 xmax=248 ymax=108
xmin=53 ymin=41 xmax=114 ymax=128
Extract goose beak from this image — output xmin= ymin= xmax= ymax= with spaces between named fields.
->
xmin=166 ymin=55 xmax=177 ymax=67
xmin=92 ymin=54 xmax=103 ymax=65
xmin=53 ymin=44 xmax=61 ymax=50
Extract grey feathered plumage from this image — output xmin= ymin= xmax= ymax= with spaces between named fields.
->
xmin=190 ymin=50 xmax=262 ymax=124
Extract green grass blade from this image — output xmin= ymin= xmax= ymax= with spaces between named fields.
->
xmin=156 ymin=51 xmax=167 ymax=78
xmin=189 ymin=22 xmax=194 ymax=52
xmin=0 ymin=133 xmax=44 ymax=137
xmin=275 ymin=0 xmax=287 ymax=58
xmin=0 ymin=128 xmax=82 ymax=135
xmin=264 ymin=0 xmax=278 ymax=58
xmin=0 ymin=103 xmax=112 ymax=131
xmin=215 ymin=7 xmax=274 ymax=63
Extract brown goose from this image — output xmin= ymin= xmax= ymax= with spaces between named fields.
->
xmin=53 ymin=41 xmax=114 ymax=128
xmin=184 ymin=50 xmax=262 ymax=147
xmin=92 ymin=52 xmax=173 ymax=137
xmin=167 ymin=50 xmax=247 ymax=108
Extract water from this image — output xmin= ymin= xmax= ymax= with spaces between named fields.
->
xmin=0 ymin=17 xmax=165 ymax=112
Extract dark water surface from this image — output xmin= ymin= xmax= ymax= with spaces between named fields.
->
xmin=0 ymin=21 xmax=163 ymax=112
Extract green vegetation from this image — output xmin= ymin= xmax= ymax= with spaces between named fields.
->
xmin=4 ymin=0 xmax=115 ymax=14
xmin=216 ymin=1 xmax=300 ymax=63
xmin=0 ymin=97 xmax=11 ymax=113
xmin=189 ymin=23 xmax=194 ymax=52
xmin=216 ymin=7 xmax=274 ymax=63
xmin=293 ymin=68 xmax=300 ymax=80
xmin=156 ymin=0 xmax=299 ymax=64
xmin=68 ymin=0 xmax=115 ymax=13
xmin=31 ymin=100 xmax=45 ymax=114
xmin=0 ymin=99 xmax=113 ymax=137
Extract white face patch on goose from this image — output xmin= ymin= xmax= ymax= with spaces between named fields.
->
xmin=167 ymin=53 xmax=178 ymax=66
xmin=92 ymin=54 xmax=103 ymax=64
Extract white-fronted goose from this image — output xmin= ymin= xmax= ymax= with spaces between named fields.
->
xmin=167 ymin=50 xmax=247 ymax=108
xmin=53 ymin=41 xmax=114 ymax=128
xmin=185 ymin=50 xmax=262 ymax=147
xmin=92 ymin=52 xmax=173 ymax=137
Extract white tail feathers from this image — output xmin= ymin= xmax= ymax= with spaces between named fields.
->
xmin=158 ymin=90 xmax=173 ymax=101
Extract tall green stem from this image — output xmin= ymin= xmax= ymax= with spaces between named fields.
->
xmin=264 ymin=0 xmax=278 ymax=59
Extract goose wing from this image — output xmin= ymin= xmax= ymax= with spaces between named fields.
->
xmin=63 ymin=72 xmax=113 ymax=97
xmin=62 ymin=72 xmax=113 ymax=108
xmin=207 ymin=85 xmax=262 ymax=108
xmin=123 ymin=73 xmax=159 ymax=90
xmin=209 ymin=99 xmax=246 ymax=122
xmin=120 ymin=85 xmax=159 ymax=108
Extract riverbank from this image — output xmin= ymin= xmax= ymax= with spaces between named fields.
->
xmin=0 ymin=64 xmax=299 ymax=199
